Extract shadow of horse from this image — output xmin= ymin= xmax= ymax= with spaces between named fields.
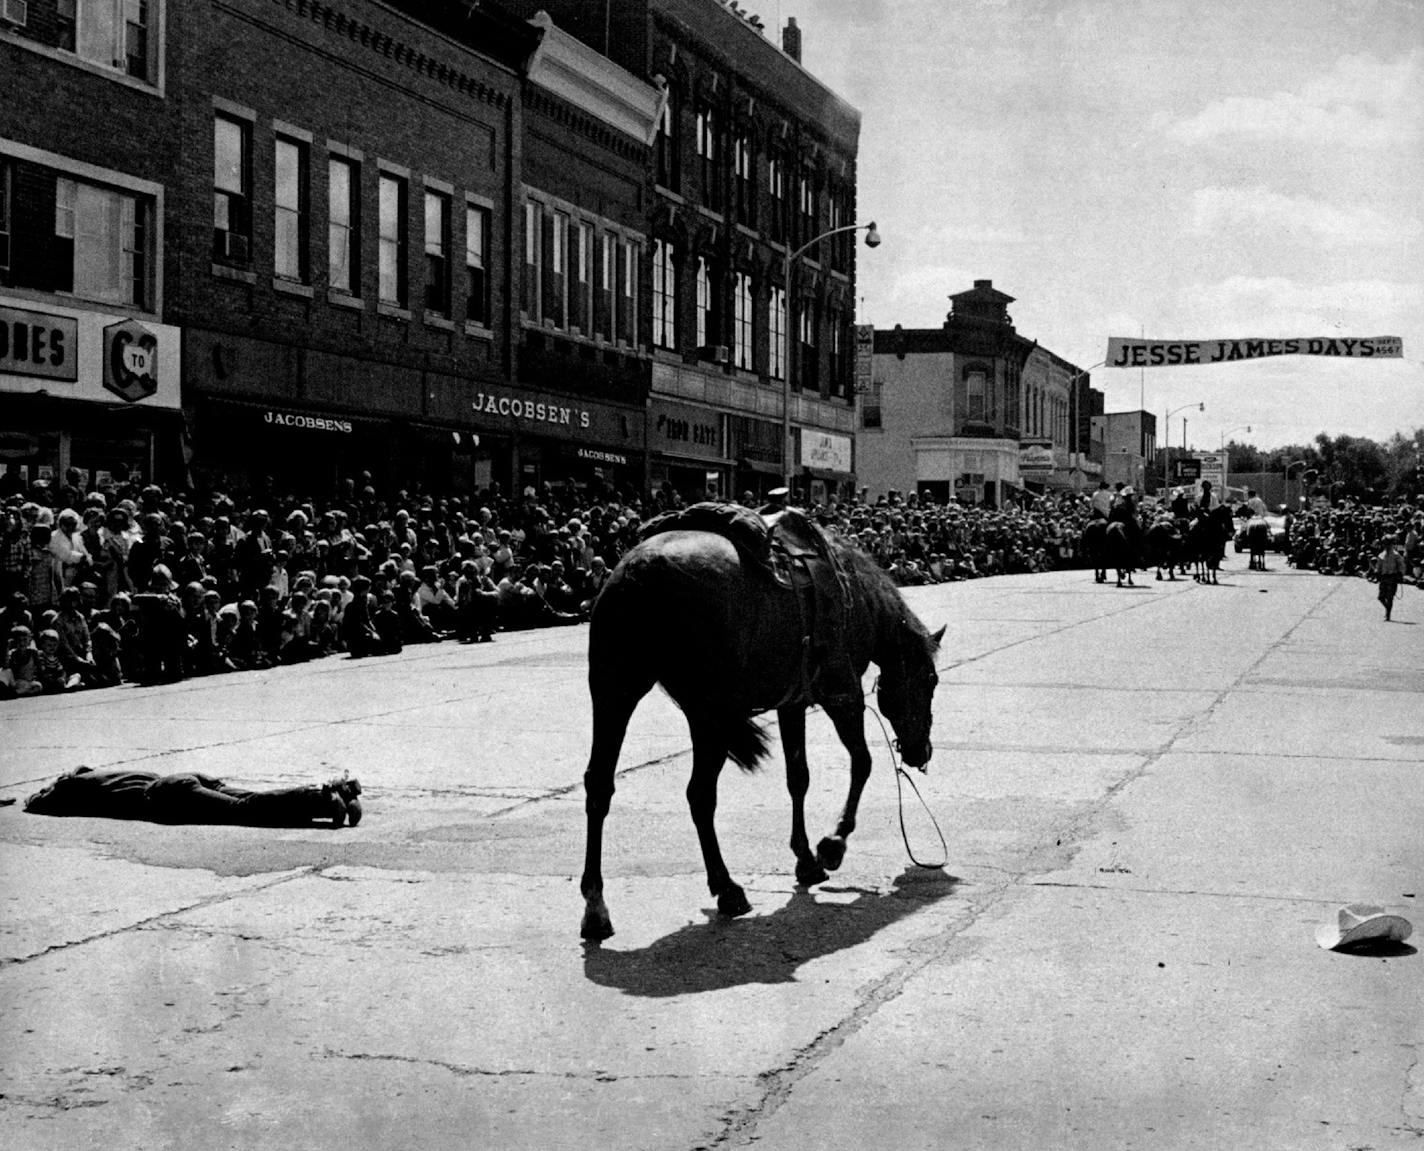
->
xmin=582 ymin=867 xmax=960 ymax=997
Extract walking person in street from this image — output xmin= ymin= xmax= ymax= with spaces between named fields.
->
xmin=1375 ymin=534 xmax=1406 ymax=622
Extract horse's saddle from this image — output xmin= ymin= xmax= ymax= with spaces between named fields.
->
xmin=640 ymin=502 xmax=857 ymax=708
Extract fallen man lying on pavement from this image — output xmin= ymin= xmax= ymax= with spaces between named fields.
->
xmin=23 ymin=766 xmax=363 ymax=828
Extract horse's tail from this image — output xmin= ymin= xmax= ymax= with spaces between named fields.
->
xmin=725 ymin=716 xmax=771 ymax=772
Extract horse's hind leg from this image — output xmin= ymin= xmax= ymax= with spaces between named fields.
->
xmin=686 ymin=715 xmax=750 ymax=918
xmin=580 ymin=683 xmax=648 ymax=941
xmin=817 ymin=704 xmax=873 ymax=873
xmin=779 ymin=705 xmax=827 ymax=886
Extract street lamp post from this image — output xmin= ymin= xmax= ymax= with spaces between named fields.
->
xmin=1164 ymin=401 xmax=1203 ymax=494
xmin=782 ymin=221 xmax=880 ymax=492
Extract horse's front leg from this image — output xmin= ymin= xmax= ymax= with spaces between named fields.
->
xmin=816 ymin=703 xmax=873 ymax=873
xmin=686 ymin=718 xmax=750 ymax=918
xmin=779 ymin=705 xmax=827 ymax=886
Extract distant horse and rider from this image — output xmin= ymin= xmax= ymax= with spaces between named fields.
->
xmin=578 ymin=497 xmax=943 ymax=941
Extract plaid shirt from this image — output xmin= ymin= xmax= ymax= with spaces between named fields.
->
xmin=2 ymin=526 xmax=30 ymax=584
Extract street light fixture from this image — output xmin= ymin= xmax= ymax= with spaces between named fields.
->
xmin=782 ymin=221 xmax=881 ymax=491
xmin=1220 ymin=424 xmax=1252 ymax=450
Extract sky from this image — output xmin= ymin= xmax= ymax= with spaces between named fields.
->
xmin=777 ymin=0 xmax=1424 ymax=453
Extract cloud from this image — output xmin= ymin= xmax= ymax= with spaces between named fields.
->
xmin=1174 ymin=275 xmax=1423 ymax=335
xmin=1187 ymin=186 xmax=1422 ymax=245
xmin=1170 ymin=51 xmax=1422 ymax=146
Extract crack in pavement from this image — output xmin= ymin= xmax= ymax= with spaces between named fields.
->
xmin=696 ymin=578 xmax=1346 ymax=1147
xmin=320 ymin=1048 xmax=737 ymax=1083
xmin=0 ymin=866 xmax=321 ymax=968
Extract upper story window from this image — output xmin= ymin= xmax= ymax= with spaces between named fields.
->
xmin=465 ymin=201 xmax=490 ymax=328
xmin=568 ymin=218 xmax=591 ymax=334
xmin=522 ymin=200 xmax=539 ymax=317
xmin=328 ymin=155 xmax=359 ymax=297
xmin=4 ymin=0 xmax=162 ymax=88
xmin=768 ymin=284 xmax=786 ymax=380
xmin=655 ymin=86 xmax=680 ymax=193
xmin=616 ymin=236 xmax=637 ymax=345
xmin=828 ymin=316 xmax=848 ymax=397
xmin=696 ymin=256 xmax=722 ymax=351
xmin=273 ymin=136 xmax=309 ymax=283
xmin=797 ymin=302 xmax=817 ymax=393
xmin=966 ymin=368 xmax=987 ymax=421
xmin=595 ymin=231 xmax=613 ymax=340
xmin=543 ymin=209 xmax=567 ymax=328
xmin=377 ymin=172 xmax=408 ymax=308
xmin=424 ymin=188 xmax=451 ymax=316
xmin=652 ymin=238 xmax=677 ymax=351
xmin=768 ymin=152 xmax=787 ymax=245
xmin=733 ymin=271 xmax=753 ymax=370
xmin=696 ymin=104 xmax=721 ymax=213
xmin=798 ymin=165 xmax=817 ymax=250
xmin=54 ymin=175 xmax=152 ymax=308
xmin=212 ymin=114 xmax=251 ymax=265
xmin=733 ymin=133 xmax=755 ymax=228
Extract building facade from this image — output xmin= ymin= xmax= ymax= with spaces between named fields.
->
xmin=1091 ymin=409 xmax=1157 ymax=493
xmin=1 ymin=0 xmax=181 ymax=494
xmin=503 ymin=0 xmax=865 ymax=504
xmin=512 ymin=11 xmax=661 ymax=501
xmin=860 ymin=280 xmax=1096 ymax=506
xmin=171 ymin=0 xmax=537 ymax=498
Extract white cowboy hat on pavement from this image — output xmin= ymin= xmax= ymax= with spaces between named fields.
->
xmin=1315 ymin=904 xmax=1413 ymax=950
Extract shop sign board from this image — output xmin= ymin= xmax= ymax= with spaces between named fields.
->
xmin=471 ymin=387 xmax=642 ymax=447
xmin=1018 ymin=443 xmax=1056 ymax=473
xmin=650 ymin=399 xmax=721 ymax=459
xmin=0 ymin=304 xmax=79 ymax=382
xmin=800 ymin=428 xmax=852 ymax=473
xmin=0 ymin=297 xmax=180 ymax=408
xmin=854 ymin=324 xmax=874 ymax=394
xmin=1194 ymin=451 xmax=1227 ymax=501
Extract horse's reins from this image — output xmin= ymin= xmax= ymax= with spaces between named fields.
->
xmin=867 ymin=683 xmax=947 ymax=870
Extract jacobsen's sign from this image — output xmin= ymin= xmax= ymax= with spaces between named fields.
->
xmin=471 ymin=389 xmax=643 ymax=447
xmin=1105 ymin=335 xmax=1403 ymax=368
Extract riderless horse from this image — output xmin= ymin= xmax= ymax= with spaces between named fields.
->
xmin=579 ymin=505 xmax=942 ymax=941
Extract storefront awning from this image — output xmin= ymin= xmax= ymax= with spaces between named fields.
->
xmin=738 ymin=457 xmax=783 ymax=475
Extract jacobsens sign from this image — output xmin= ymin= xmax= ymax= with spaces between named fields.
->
xmin=1104 ymin=335 xmax=1403 ymax=368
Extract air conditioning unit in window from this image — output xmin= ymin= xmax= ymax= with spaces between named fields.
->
xmin=1 ymin=0 xmax=29 ymax=26
xmin=698 ymin=344 xmax=730 ymax=365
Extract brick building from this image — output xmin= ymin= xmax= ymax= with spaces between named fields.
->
xmin=171 ymin=0 xmax=537 ymax=498
xmin=860 ymin=280 xmax=1099 ymax=505
xmin=502 ymin=0 xmax=865 ymax=504
xmin=1 ymin=0 xmax=182 ymax=493
xmin=508 ymin=11 xmax=661 ymax=500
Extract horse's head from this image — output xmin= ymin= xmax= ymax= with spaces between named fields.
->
xmin=876 ymin=621 xmax=943 ymax=769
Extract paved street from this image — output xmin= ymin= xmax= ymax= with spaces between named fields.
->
xmin=1 ymin=557 xmax=1420 ymax=1150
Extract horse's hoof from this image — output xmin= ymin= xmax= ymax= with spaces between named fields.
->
xmin=580 ymin=901 xmax=614 ymax=941
xmin=1155 ymin=572 xmax=1162 ymax=581
xmin=796 ymin=858 xmax=830 ymax=887
xmin=816 ymin=835 xmax=847 ymax=872
xmin=718 ymin=885 xmax=752 ymax=918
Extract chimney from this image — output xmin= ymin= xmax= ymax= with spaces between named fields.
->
xmin=974 ymin=279 xmax=992 ymax=289
xmin=782 ymin=16 xmax=801 ymax=63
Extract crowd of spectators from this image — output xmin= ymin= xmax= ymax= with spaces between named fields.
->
xmin=1283 ymin=499 xmax=1424 ymax=584
xmin=2 ymin=463 xmax=1419 ymax=700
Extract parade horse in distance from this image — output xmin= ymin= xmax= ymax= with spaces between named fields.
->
xmin=1245 ymin=518 xmax=1271 ymax=571
xmin=578 ymin=505 xmax=943 ymax=941
xmin=1185 ymin=505 xmax=1235 ymax=584
xmin=1144 ymin=518 xmax=1185 ymax=581
xmin=1080 ymin=518 xmax=1109 ymax=583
